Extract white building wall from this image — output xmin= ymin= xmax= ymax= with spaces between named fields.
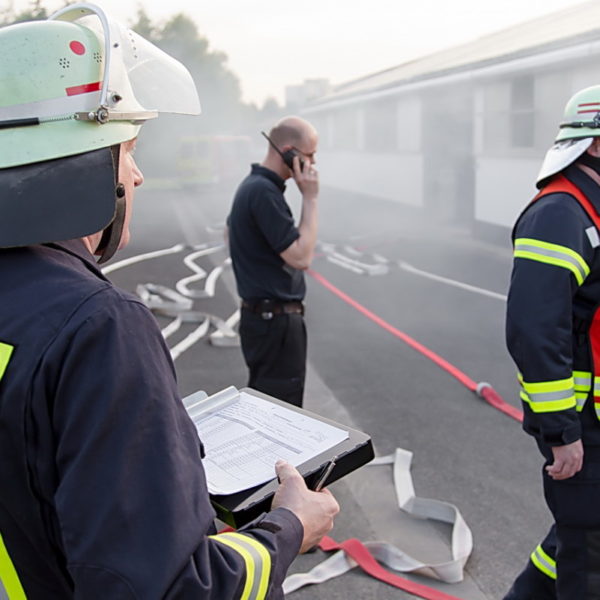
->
xmin=357 ymin=108 xmax=366 ymax=152
xmin=306 ymin=43 xmax=600 ymax=231
xmin=473 ymin=70 xmax=567 ymax=229
xmin=397 ymin=95 xmax=421 ymax=152
xmin=316 ymin=151 xmax=424 ymax=206
xmin=475 ymin=158 xmax=540 ymax=228
xmin=570 ymin=64 xmax=600 ymax=94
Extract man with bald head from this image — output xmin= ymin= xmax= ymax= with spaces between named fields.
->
xmin=227 ymin=116 xmax=319 ymax=407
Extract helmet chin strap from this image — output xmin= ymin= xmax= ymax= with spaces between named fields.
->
xmin=96 ymin=183 xmax=126 ymax=264
xmin=96 ymin=144 xmax=126 ymax=264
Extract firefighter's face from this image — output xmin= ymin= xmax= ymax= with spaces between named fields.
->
xmin=588 ymin=138 xmax=600 ymax=158
xmin=118 ymin=138 xmax=144 ymax=249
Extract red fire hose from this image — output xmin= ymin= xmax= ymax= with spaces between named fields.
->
xmin=308 ymin=269 xmax=523 ymax=423
xmin=225 ymin=270 xmax=524 ymax=599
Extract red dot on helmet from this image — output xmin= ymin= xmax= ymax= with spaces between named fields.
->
xmin=69 ymin=41 xmax=86 ymax=55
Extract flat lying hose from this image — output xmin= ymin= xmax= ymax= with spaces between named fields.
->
xmin=283 ymin=448 xmax=471 ymax=599
xmin=309 ymin=269 xmax=523 ymax=423
xmin=285 ymin=270 xmax=522 ymax=597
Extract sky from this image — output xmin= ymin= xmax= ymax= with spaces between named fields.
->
xmin=3 ymin=0 xmax=593 ymax=105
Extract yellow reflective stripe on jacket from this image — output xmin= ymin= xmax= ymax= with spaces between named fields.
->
xmin=210 ymin=532 xmax=271 ymax=600
xmin=0 ymin=347 xmax=22 ymax=599
xmin=514 ymin=238 xmax=590 ymax=285
xmin=574 ymin=370 xmax=592 ymax=411
xmin=530 ymin=543 xmax=557 ymax=580
xmin=0 ymin=342 xmax=14 ymax=382
xmin=519 ymin=376 xmax=576 ymax=413
xmin=0 ymin=532 xmax=26 ymax=600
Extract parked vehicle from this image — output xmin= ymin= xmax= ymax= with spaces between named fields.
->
xmin=177 ymin=135 xmax=252 ymax=188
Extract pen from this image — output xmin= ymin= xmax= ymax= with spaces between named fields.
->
xmin=312 ymin=457 xmax=337 ymax=492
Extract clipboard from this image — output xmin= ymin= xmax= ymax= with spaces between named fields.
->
xmin=185 ymin=386 xmax=374 ymax=529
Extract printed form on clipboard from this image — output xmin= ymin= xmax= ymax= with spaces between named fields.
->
xmin=185 ymin=386 xmax=349 ymax=495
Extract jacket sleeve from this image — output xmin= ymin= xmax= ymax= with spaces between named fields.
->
xmin=506 ymin=194 xmax=595 ymax=446
xmin=40 ymin=293 xmax=302 ymax=599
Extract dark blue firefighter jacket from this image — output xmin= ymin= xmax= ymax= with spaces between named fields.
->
xmin=0 ymin=240 xmax=302 ymax=599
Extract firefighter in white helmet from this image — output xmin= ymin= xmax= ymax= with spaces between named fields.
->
xmin=0 ymin=5 xmax=338 ymax=599
xmin=504 ymin=86 xmax=600 ymax=599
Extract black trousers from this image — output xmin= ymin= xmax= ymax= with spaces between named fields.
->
xmin=239 ymin=308 xmax=307 ymax=407
xmin=504 ymin=450 xmax=600 ymax=599
xmin=503 ymin=529 xmax=557 ymax=600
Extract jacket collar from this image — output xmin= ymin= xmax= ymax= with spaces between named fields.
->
xmin=564 ymin=164 xmax=600 ymax=215
xmin=251 ymin=163 xmax=286 ymax=192
xmin=44 ymin=239 xmax=109 ymax=281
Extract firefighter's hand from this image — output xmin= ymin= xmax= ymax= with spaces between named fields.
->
xmin=272 ymin=460 xmax=339 ymax=553
xmin=546 ymin=440 xmax=584 ymax=480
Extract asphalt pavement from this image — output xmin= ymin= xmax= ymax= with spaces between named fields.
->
xmin=106 ymin=178 xmax=553 ymax=599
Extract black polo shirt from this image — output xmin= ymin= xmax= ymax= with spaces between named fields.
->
xmin=227 ymin=164 xmax=305 ymax=301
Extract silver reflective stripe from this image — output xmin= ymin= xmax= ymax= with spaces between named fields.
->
xmin=574 ymin=374 xmax=592 ymax=388
xmin=574 ymin=372 xmax=591 ymax=411
xmin=587 ymin=226 xmax=600 ymax=249
xmin=575 ymin=393 xmax=587 ymax=411
xmin=211 ymin=532 xmax=270 ymax=600
xmin=226 ymin=534 xmax=265 ymax=600
xmin=0 ymin=580 xmax=9 ymax=600
xmin=526 ymin=388 xmax=574 ymax=404
xmin=515 ymin=241 xmax=588 ymax=283
xmin=531 ymin=544 xmax=557 ymax=580
xmin=0 ymin=94 xmax=96 ymax=121
xmin=594 ymin=378 xmax=600 ymax=420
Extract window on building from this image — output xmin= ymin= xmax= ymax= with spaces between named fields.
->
xmin=307 ymin=115 xmax=327 ymax=149
xmin=510 ymin=76 xmax=535 ymax=148
xmin=482 ymin=76 xmax=536 ymax=154
xmin=364 ymin=98 xmax=398 ymax=152
xmin=332 ymin=107 xmax=360 ymax=151
xmin=397 ymin=96 xmax=421 ymax=152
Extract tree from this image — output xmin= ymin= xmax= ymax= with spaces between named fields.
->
xmin=0 ymin=0 xmax=48 ymax=26
xmin=130 ymin=10 xmax=246 ymax=135
xmin=128 ymin=9 xmax=254 ymax=175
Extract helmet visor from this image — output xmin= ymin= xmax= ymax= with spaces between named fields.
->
xmin=50 ymin=4 xmax=201 ymax=120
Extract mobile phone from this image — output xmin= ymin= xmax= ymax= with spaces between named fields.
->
xmin=261 ymin=131 xmax=305 ymax=171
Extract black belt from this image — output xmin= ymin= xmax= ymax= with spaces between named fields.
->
xmin=242 ymin=299 xmax=304 ymax=319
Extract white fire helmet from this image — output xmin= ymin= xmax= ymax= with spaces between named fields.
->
xmin=536 ymin=85 xmax=600 ymax=188
xmin=0 ymin=3 xmax=201 ymax=259
xmin=0 ymin=2 xmax=200 ymax=168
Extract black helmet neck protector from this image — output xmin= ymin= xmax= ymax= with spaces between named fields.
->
xmin=0 ymin=146 xmax=125 ymax=263
xmin=0 ymin=148 xmax=114 ymax=247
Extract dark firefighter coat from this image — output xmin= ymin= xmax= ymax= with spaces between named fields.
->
xmin=507 ymin=164 xmax=600 ymax=450
xmin=0 ymin=240 xmax=302 ymax=600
